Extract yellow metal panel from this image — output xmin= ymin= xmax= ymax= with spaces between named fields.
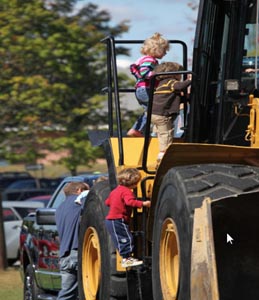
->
xmin=116 ymin=250 xmax=126 ymax=272
xmin=246 ymin=96 xmax=259 ymax=147
xmin=110 ymin=137 xmax=159 ymax=168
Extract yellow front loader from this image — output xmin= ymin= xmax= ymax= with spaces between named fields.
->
xmin=78 ymin=1 xmax=259 ymax=299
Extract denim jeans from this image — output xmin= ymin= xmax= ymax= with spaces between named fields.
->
xmin=132 ymin=87 xmax=150 ymax=132
xmin=136 ymin=87 xmax=149 ymax=105
xmin=57 ymin=250 xmax=78 ymax=300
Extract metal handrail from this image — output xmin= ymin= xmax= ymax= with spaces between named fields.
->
xmin=102 ymin=36 xmax=188 ymax=169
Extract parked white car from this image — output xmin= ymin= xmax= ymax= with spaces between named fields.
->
xmin=2 ymin=201 xmax=44 ymax=263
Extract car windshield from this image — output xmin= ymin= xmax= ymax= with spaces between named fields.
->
xmin=51 ymin=185 xmax=66 ymax=209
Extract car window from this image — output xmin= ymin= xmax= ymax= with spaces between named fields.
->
xmin=2 ymin=189 xmax=52 ymax=201
xmin=6 ymin=179 xmax=36 ymax=189
xmin=40 ymin=178 xmax=62 ymax=189
xmin=50 ymin=181 xmax=87 ymax=208
xmin=51 ymin=186 xmax=66 ymax=209
xmin=15 ymin=207 xmax=36 ymax=218
xmin=49 ymin=176 xmax=104 ymax=209
xmin=3 ymin=208 xmax=19 ymax=221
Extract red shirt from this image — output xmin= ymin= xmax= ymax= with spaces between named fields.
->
xmin=105 ymin=185 xmax=143 ymax=223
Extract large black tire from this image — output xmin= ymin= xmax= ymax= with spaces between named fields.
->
xmin=152 ymin=163 xmax=259 ymax=300
xmin=78 ymin=180 xmax=127 ymax=300
xmin=24 ymin=264 xmax=44 ymax=300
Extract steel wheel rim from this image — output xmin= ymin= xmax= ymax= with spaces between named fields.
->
xmin=82 ymin=226 xmax=101 ymax=300
xmin=159 ymin=218 xmax=180 ymax=300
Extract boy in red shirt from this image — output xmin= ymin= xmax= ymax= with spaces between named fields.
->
xmin=105 ymin=168 xmax=151 ymax=267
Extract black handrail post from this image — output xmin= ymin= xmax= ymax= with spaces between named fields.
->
xmin=109 ymin=36 xmax=124 ymax=166
xmin=142 ymin=75 xmax=156 ymax=174
xmin=105 ymin=37 xmax=114 ymax=137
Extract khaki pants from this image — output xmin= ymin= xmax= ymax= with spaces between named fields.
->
xmin=151 ymin=114 xmax=177 ymax=152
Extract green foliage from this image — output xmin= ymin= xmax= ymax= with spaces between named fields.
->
xmin=48 ymin=130 xmax=104 ymax=175
xmin=0 ymin=0 xmax=129 ymax=173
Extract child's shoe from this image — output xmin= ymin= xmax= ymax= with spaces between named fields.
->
xmin=121 ymin=257 xmax=143 ymax=268
xmin=156 ymin=152 xmax=165 ymax=170
xmin=157 ymin=151 xmax=165 ymax=161
xmin=127 ymin=129 xmax=143 ymax=137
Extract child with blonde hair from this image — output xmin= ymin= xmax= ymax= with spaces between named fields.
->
xmin=105 ymin=168 xmax=151 ymax=267
xmin=127 ymin=33 xmax=170 ymax=137
xmin=152 ymin=61 xmax=191 ymax=162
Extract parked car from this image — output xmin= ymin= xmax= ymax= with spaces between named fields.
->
xmin=2 ymin=201 xmax=45 ymax=263
xmin=1 ymin=177 xmax=62 ymax=201
xmin=24 ymin=195 xmax=52 ymax=207
xmin=4 ymin=177 xmax=62 ymax=191
xmin=19 ymin=173 xmax=108 ymax=299
xmin=0 ymin=172 xmax=33 ymax=194
xmin=1 ymin=188 xmax=53 ymax=201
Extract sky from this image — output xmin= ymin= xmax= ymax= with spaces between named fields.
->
xmin=78 ymin=0 xmax=198 ymax=68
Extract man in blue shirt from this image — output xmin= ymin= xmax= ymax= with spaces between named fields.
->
xmin=55 ymin=181 xmax=89 ymax=300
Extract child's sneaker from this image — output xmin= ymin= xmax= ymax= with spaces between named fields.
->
xmin=157 ymin=151 xmax=165 ymax=160
xmin=121 ymin=257 xmax=143 ymax=268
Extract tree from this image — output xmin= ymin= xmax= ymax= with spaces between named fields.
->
xmin=0 ymin=0 xmax=129 ymax=173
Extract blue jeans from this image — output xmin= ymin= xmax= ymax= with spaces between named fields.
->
xmin=132 ymin=87 xmax=150 ymax=132
xmin=136 ymin=87 xmax=149 ymax=105
xmin=57 ymin=250 xmax=78 ymax=300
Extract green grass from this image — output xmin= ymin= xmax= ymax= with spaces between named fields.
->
xmin=0 ymin=267 xmax=23 ymax=300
